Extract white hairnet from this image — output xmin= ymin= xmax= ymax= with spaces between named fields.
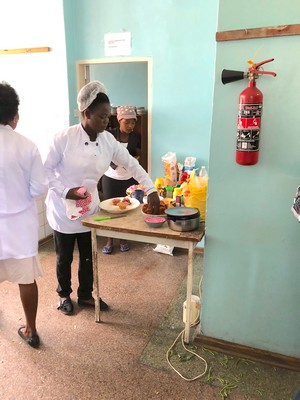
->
xmin=77 ymin=81 xmax=107 ymax=112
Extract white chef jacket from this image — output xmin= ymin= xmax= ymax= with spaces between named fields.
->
xmin=0 ymin=124 xmax=48 ymax=260
xmin=44 ymin=124 xmax=156 ymax=234
xmin=104 ymin=142 xmax=134 ymax=180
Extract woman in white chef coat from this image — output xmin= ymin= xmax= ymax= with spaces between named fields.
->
xmin=44 ymin=81 xmax=160 ymax=316
xmin=0 ymin=82 xmax=48 ymax=348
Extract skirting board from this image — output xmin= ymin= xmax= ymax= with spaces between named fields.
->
xmin=39 ymin=235 xmax=53 ymax=246
xmin=195 ymin=335 xmax=300 ymax=372
xmin=194 ymin=246 xmax=204 ymax=255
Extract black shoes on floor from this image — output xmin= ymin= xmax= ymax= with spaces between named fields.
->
xmin=58 ymin=296 xmax=109 ymax=315
xmin=18 ymin=326 xmax=40 ymax=348
xmin=57 ymin=297 xmax=74 ymax=315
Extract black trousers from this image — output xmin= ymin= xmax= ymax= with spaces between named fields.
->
xmin=53 ymin=230 xmax=93 ymax=300
xmin=101 ymin=175 xmax=137 ymax=200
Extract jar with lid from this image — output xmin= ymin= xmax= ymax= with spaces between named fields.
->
xmin=165 ymin=185 xmax=174 ymax=199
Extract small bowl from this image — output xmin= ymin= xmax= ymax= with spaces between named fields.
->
xmin=144 ymin=216 xmax=166 ymax=228
xmin=141 ymin=210 xmax=166 ymax=218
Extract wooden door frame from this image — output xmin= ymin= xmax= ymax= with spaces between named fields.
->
xmin=76 ymin=57 xmax=153 ymax=175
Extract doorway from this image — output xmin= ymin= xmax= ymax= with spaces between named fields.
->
xmin=76 ymin=57 xmax=152 ymax=173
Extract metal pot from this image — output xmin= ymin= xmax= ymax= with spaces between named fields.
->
xmin=165 ymin=207 xmax=200 ymax=232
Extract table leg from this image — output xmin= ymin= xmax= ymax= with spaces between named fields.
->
xmin=91 ymin=228 xmax=101 ymax=322
xmin=184 ymin=242 xmax=194 ymax=343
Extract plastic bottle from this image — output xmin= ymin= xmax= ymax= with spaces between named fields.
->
xmin=155 ymin=177 xmax=164 ymax=191
xmin=199 ymin=166 xmax=208 ymax=178
xmin=165 ymin=185 xmax=174 ymax=199
xmin=175 ymin=195 xmax=181 ymax=207
xmin=173 ymin=187 xmax=182 ymax=200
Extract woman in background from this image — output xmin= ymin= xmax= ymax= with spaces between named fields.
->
xmin=0 ymin=82 xmax=48 ymax=348
xmin=101 ymin=105 xmax=141 ymax=254
xmin=44 ymin=81 xmax=159 ymax=316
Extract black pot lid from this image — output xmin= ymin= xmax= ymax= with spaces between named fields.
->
xmin=165 ymin=207 xmax=200 ymax=220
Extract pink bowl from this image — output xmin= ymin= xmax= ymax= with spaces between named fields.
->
xmin=144 ymin=216 xmax=166 ymax=228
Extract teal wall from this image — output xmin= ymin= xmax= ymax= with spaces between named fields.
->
xmin=62 ymin=0 xmax=300 ymax=358
xmin=202 ymin=1 xmax=300 ymax=356
xmin=63 ymin=0 xmax=218 ymax=176
xmin=89 ymin=63 xmax=148 ymax=108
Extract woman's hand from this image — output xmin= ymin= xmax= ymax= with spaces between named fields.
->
xmin=66 ymin=187 xmax=89 ymax=200
xmin=147 ymin=192 xmax=160 ymax=215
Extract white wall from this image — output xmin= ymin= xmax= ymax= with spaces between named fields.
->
xmin=0 ymin=0 xmax=69 ymax=241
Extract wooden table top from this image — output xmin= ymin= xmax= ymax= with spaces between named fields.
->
xmin=81 ymin=205 xmax=205 ymax=244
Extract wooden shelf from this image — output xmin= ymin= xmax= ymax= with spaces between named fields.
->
xmin=0 ymin=47 xmax=50 ymax=55
xmin=216 ymin=24 xmax=300 ymax=42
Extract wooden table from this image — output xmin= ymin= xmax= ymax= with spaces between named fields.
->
xmin=81 ymin=206 xmax=205 ymax=343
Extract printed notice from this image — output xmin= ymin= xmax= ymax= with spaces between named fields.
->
xmin=104 ymin=32 xmax=131 ymax=56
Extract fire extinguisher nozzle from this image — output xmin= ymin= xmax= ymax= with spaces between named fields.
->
xmin=221 ymin=69 xmax=246 ymax=84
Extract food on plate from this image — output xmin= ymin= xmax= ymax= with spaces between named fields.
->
xmin=126 ymin=184 xmax=146 ymax=197
xmin=121 ymin=197 xmax=131 ymax=206
xmin=111 ymin=198 xmax=121 ymax=206
xmin=118 ymin=202 xmax=127 ymax=210
xmin=142 ymin=200 xmax=167 ymax=215
xmin=110 ymin=197 xmax=132 ymax=209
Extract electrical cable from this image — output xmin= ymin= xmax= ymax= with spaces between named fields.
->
xmin=166 ymin=276 xmax=208 ymax=381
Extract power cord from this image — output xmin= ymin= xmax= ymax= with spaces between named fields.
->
xmin=166 ymin=276 xmax=208 ymax=381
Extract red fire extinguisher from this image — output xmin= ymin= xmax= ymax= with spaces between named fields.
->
xmin=222 ymin=59 xmax=276 ymax=165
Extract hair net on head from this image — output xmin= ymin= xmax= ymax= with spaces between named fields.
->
xmin=77 ymin=80 xmax=107 ymax=112
xmin=117 ymin=105 xmax=137 ymax=122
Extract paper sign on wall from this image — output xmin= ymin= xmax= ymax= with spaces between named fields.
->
xmin=104 ymin=32 xmax=131 ymax=56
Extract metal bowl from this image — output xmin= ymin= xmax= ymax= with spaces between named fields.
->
xmin=167 ymin=217 xmax=199 ymax=232
xmin=165 ymin=207 xmax=200 ymax=232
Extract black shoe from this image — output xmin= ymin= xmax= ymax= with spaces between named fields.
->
xmin=57 ymin=297 xmax=73 ymax=315
xmin=18 ymin=326 xmax=40 ymax=348
xmin=78 ymin=297 xmax=109 ymax=311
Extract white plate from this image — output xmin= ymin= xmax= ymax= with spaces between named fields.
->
xmin=100 ymin=197 xmax=140 ymax=214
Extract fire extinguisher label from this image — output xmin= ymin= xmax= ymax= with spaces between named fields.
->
xmin=237 ymin=103 xmax=262 ymax=151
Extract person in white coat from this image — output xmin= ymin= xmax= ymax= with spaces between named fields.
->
xmin=0 ymin=82 xmax=48 ymax=348
xmin=44 ymin=81 xmax=160 ymax=316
